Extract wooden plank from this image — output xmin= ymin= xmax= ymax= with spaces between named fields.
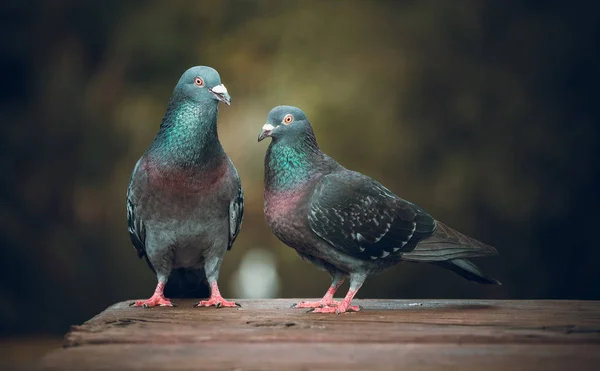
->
xmin=36 ymin=343 xmax=600 ymax=371
xmin=35 ymin=299 xmax=600 ymax=370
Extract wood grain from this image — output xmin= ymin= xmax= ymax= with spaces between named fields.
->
xmin=35 ymin=299 xmax=600 ymax=370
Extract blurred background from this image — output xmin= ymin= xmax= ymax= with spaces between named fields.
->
xmin=1 ymin=0 xmax=599 ymax=366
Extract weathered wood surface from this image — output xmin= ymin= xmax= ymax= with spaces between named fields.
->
xmin=36 ymin=299 xmax=600 ymax=370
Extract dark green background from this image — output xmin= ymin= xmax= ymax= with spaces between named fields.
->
xmin=1 ymin=0 xmax=598 ymax=336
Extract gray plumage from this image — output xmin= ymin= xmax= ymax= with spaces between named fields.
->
xmin=127 ymin=66 xmax=242 ymax=308
xmin=258 ymin=106 xmax=499 ymax=313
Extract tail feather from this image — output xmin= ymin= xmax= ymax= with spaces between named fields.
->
xmin=400 ymin=221 xmax=500 ymax=285
xmin=402 ymin=221 xmax=498 ymax=262
xmin=164 ymin=268 xmax=210 ymax=298
xmin=434 ymin=258 xmax=502 ymax=285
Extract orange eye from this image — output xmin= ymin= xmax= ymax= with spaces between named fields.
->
xmin=194 ymin=77 xmax=204 ymax=87
xmin=283 ymin=114 xmax=294 ymax=125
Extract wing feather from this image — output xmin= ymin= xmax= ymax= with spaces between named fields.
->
xmin=126 ymin=159 xmax=155 ymax=272
xmin=227 ymin=178 xmax=244 ymax=251
xmin=307 ymin=172 xmax=436 ymax=261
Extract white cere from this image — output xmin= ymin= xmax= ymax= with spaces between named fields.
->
xmin=211 ymin=84 xmax=228 ymax=94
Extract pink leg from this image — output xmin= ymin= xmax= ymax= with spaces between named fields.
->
xmin=195 ymin=281 xmax=239 ymax=308
xmin=294 ymin=276 xmax=345 ymax=308
xmin=312 ymin=288 xmax=360 ymax=314
xmin=312 ymin=276 xmax=365 ymax=314
xmin=130 ymin=281 xmax=174 ymax=308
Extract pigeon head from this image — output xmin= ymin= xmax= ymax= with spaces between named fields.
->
xmin=173 ymin=66 xmax=231 ymax=106
xmin=258 ymin=106 xmax=314 ymax=143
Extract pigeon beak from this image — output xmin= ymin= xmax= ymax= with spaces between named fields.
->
xmin=258 ymin=123 xmax=274 ymax=142
xmin=209 ymin=84 xmax=231 ymax=105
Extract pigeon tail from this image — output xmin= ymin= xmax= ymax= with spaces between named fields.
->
xmin=434 ymin=258 xmax=502 ymax=285
xmin=164 ymin=268 xmax=210 ymax=298
xmin=401 ymin=221 xmax=498 ymax=262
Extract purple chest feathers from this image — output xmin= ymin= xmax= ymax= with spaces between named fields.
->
xmin=143 ymin=157 xmax=227 ymax=195
xmin=264 ymin=189 xmax=312 ymax=243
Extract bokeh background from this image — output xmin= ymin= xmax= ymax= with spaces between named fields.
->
xmin=1 ymin=0 xmax=599 ymax=366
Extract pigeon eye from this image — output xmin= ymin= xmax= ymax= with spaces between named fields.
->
xmin=194 ymin=77 xmax=204 ymax=87
xmin=283 ymin=114 xmax=294 ymax=125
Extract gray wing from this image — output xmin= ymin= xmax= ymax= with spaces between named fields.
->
xmin=126 ymin=159 xmax=154 ymax=272
xmin=227 ymin=175 xmax=244 ymax=251
xmin=127 ymin=193 xmax=146 ymax=259
xmin=307 ymin=171 xmax=436 ymax=261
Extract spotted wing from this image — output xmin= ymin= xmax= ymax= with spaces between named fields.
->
xmin=308 ymin=171 xmax=436 ymax=261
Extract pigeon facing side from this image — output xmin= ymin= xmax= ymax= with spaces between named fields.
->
xmin=258 ymin=106 xmax=500 ymax=314
xmin=127 ymin=66 xmax=243 ymax=308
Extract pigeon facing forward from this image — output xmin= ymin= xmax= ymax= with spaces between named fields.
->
xmin=258 ymin=106 xmax=500 ymax=314
xmin=127 ymin=66 xmax=243 ymax=308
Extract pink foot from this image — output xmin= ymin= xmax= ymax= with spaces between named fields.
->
xmin=293 ymin=298 xmax=340 ymax=308
xmin=196 ymin=282 xmax=240 ymax=308
xmin=311 ymin=304 xmax=360 ymax=314
xmin=130 ymin=295 xmax=174 ymax=308
xmin=129 ymin=282 xmax=173 ymax=308
xmin=195 ymin=296 xmax=239 ymax=308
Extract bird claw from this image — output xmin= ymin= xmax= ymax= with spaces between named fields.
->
xmin=195 ymin=297 xmax=238 ymax=308
xmin=311 ymin=304 xmax=360 ymax=314
xmin=293 ymin=300 xmax=340 ymax=309
xmin=130 ymin=296 xmax=174 ymax=308
xmin=310 ymin=305 xmax=338 ymax=314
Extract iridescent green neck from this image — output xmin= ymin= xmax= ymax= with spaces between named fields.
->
xmin=265 ymin=138 xmax=321 ymax=191
xmin=150 ymin=98 xmax=223 ymax=168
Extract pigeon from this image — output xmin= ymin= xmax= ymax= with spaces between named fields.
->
xmin=127 ymin=66 xmax=243 ymax=308
xmin=258 ymin=106 xmax=500 ymax=314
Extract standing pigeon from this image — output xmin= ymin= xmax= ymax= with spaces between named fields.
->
xmin=258 ymin=106 xmax=500 ymax=314
xmin=127 ymin=66 xmax=243 ymax=308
